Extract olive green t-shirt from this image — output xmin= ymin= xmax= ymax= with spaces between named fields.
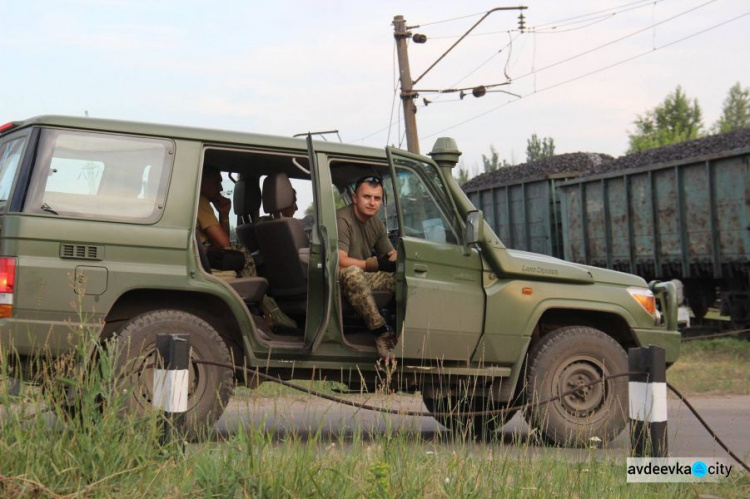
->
xmin=336 ymin=204 xmax=394 ymax=260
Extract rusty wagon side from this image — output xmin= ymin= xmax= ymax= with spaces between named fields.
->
xmin=558 ymin=146 xmax=750 ymax=325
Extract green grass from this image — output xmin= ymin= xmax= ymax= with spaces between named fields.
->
xmin=1 ymin=334 xmax=748 ymax=497
xmin=1 ymin=407 xmax=747 ymax=498
xmin=668 ymin=338 xmax=750 ymax=395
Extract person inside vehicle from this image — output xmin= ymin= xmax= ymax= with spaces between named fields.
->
xmin=198 ymin=167 xmax=297 ymax=332
xmin=198 ymin=168 xmax=233 ymax=250
xmin=337 ymin=175 xmax=398 ymax=358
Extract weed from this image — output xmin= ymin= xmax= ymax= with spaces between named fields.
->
xmin=1 ymin=327 xmax=747 ymax=496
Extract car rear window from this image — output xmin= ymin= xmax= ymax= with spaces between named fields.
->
xmin=24 ymin=129 xmax=173 ymax=223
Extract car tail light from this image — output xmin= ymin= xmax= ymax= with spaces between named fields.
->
xmin=0 ymin=257 xmax=16 ymax=318
xmin=0 ymin=122 xmax=15 ymax=134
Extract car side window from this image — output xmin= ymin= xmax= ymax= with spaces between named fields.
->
xmin=394 ymin=161 xmax=459 ymax=244
xmin=24 ymin=129 xmax=173 ymax=223
xmin=0 ymin=136 xmax=27 ymax=212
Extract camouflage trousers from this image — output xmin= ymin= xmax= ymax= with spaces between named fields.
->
xmin=231 ymin=243 xmax=258 ymax=278
xmin=339 ymin=266 xmax=395 ymax=330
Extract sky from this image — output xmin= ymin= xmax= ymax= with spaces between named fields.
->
xmin=2 ymin=0 xmax=749 ymax=178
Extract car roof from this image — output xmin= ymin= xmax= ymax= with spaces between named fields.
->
xmin=13 ymin=115 xmax=388 ymax=160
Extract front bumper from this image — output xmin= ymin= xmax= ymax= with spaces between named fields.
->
xmin=627 ymin=280 xmax=682 ymax=366
xmin=631 ymin=327 xmax=682 ymax=365
xmin=650 ymin=280 xmax=678 ymax=331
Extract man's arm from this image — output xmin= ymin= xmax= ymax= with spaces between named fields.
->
xmin=198 ymin=195 xmax=232 ymax=249
xmin=204 ymin=224 xmax=230 ymax=249
xmin=214 ymin=196 xmax=231 ymax=240
xmin=339 ymin=250 xmax=367 ymax=270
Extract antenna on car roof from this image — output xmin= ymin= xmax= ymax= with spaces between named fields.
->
xmin=293 ymin=130 xmax=342 ymax=143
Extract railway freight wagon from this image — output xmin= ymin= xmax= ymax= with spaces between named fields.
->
xmin=559 ymin=145 xmax=750 ymax=326
xmin=462 ymin=129 xmax=750 ymax=327
xmin=462 ymin=153 xmax=612 ymax=258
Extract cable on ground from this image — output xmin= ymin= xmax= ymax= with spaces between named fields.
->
xmin=194 ymin=358 xmax=750 ymax=471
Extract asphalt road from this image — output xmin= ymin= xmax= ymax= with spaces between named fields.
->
xmin=215 ymin=392 xmax=750 ymax=467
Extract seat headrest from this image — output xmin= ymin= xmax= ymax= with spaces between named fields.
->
xmin=262 ymin=173 xmax=295 ymax=213
xmin=233 ymin=179 xmax=262 ymax=215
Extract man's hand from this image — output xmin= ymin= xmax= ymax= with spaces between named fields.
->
xmin=213 ymin=195 xmax=231 ymax=217
xmin=376 ymin=254 xmax=397 ymax=273
xmin=342 ymin=250 xmax=397 ymax=273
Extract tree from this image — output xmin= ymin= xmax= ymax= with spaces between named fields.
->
xmin=454 ymin=164 xmax=472 ymax=185
xmin=526 ymin=134 xmax=556 ymax=162
xmin=713 ymin=82 xmax=750 ymax=133
xmin=627 ymin=86 xmax=704 ymax=153
xmin=481 ymin=145 xmax=511 ymax=173
xmin=482 ymin=145 xmax=500 ymax=173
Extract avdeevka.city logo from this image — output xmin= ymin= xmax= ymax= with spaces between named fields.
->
xmin=626 ymin=458 xmax=732 ymax=483
xmin=691 ymin=461 xmax=708 ymax=478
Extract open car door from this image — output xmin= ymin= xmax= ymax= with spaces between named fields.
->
xmin=304 ymin=135 xmax=336 ymax=350
xmin=386 ymin=148 xmax=485 ymax=362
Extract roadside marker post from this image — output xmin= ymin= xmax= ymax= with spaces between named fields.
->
xmin=628 ymin=345 xmax=668 ymax=457
xmin=154 ymin=333 xmax=189 ymax=447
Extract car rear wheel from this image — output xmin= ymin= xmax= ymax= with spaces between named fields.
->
xmin=113 ymin=309 xmax=233 ymax=438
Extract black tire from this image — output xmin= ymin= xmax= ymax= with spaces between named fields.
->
xmin=524 ymin=326 xmax=628 ymax=447
xmin=112 ymin=310 xmax=233 ymax=438
xmin=423 ymin=395 xmax=517 ymax=441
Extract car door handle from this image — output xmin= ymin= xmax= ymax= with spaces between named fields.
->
xmin=414 ymin=263 xmax=428 ymax=273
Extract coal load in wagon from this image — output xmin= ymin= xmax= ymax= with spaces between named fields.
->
xmin=580 ymin=127 xmax=750 ymax=177
xmin=461 ymin=152 xmax=613 ymax=191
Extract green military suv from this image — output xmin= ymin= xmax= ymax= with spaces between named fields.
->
xmin=0 ymin=116 xmax=680 ymax=444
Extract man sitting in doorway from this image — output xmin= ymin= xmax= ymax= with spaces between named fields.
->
xmin=337 ymin=175 xmax=398 ymax=359
xmin=198 ymin=167 xmax=297 ymax=332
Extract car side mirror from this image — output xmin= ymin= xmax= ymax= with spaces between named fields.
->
xmin=464 ymin=210 xmax=484 ymax=253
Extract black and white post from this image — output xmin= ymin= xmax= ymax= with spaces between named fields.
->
xmin=154 ymin=333 xmax=190 ymax=446
xmin=628 ymin=345 xmax=668 ymax=457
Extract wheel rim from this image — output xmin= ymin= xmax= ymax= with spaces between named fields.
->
xmin=551 ymin=354 xmax=613 ymax=424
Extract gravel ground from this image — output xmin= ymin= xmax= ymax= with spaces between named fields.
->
xmin=461 ymin=127 xmax=750 ymax=191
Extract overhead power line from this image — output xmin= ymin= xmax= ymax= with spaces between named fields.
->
xmin=417 ymin=0 xmax=716 ymax=105
xmin=360 ymin=1 xmax=653 ymax=142
xmin=422 ymin=9 xmax=750 ymax=140
xmin=511 ymin=0 xmax=717 ymax=82
xmin=412 ymin=10 xmax=487 ymax=29
xmin=532 ymin=0 xmax=661 ymax=30
xmin=356 ymin=0 xmax=724 ymax=145
xmin=414 ymin=0 xmax=713 ymax=107
xmin=428 ymin=0 xmax=665 ymax=40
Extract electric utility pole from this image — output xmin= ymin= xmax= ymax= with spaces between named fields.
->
xmin=393 ymin=7 xmax=527 ymax=154
xmin=393 ymin=15 xmax=420 ymax=154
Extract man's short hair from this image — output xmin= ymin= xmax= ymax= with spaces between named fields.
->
xmin=354 ymin=175 xmax=384 ymax=192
